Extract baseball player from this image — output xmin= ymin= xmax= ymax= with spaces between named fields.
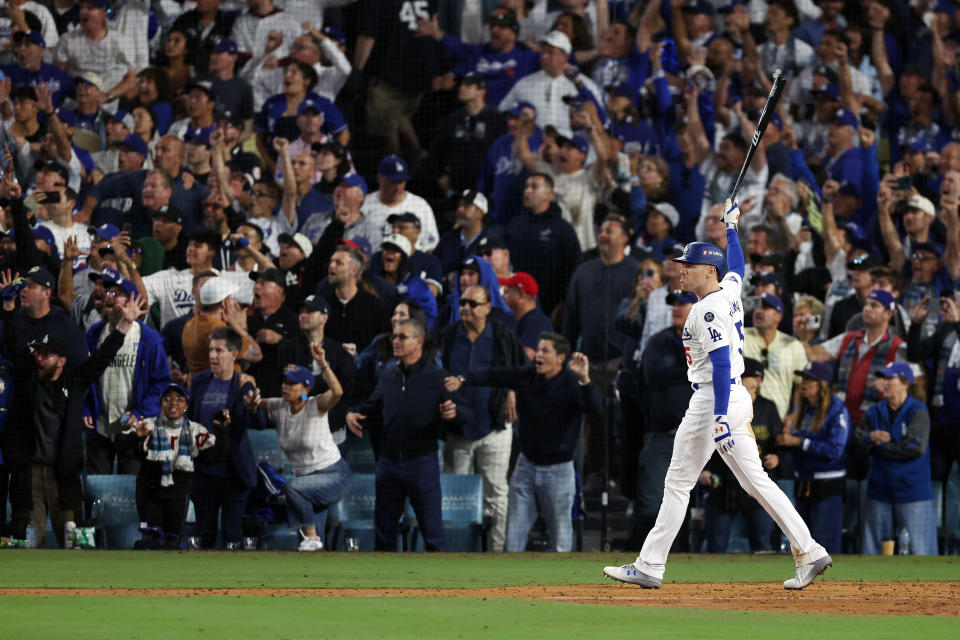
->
xmin=603 ymin=200 xmax=832 ymax=590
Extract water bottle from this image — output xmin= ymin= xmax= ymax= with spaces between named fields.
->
xmin=898 ymin=527 xmax=911 ymax=555
xmin=64 ymin=521 xmax=76 ymax=549
xmin=25 ymin=521 xmax=37 ymax=549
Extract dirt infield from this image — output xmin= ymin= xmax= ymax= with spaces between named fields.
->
xmin=2 ymin=582 xmax=957 ymax=616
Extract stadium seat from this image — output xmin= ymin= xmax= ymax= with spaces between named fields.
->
xmin=328 ymin=473 xmax=380 ymax=551
xmin=338 ymin=431 xmax=376 ymax=474
xmin=247 ymin=429 xmax=293 ymax=475
xmin=83 ymin=474 xmax=140 ymax=550
xmin=409 ymin=474 xmax=487 ymax=552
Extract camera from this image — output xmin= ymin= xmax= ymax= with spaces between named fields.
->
xmin=214 ymin=410 xmax=228 ymax=424
xmin=742 ymin=295 xmax=762 ymax=314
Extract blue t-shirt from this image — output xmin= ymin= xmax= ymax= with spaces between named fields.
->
xmin=254 ymin=92 xmax=347 ymax=139
xmin=199 ymin=377 xmax=232 ymax=430
xmin=0 ymin=63 xmax=75 ymax=106
xmin=516 ymin=307 xmax=553 ymax=351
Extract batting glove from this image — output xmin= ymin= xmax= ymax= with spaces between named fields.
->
xmin=722 ymin=199 xmax=740 ymax=229
xmin=713 ymin=415 xmax=735 ymax=454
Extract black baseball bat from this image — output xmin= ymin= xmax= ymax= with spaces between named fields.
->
xmin=728 ymin=69 xmax=787 ymax=201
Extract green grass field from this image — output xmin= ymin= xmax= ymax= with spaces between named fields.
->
xmin=2 ymin=552 xmax=957 ymax=639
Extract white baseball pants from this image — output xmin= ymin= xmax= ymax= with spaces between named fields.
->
xmin=635 ymin=384 xmax=828 ymax=579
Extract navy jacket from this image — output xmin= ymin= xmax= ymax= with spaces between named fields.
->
xmin=84 ymin=320 xmax=171 ymax=423
xmin=351 ymin=357 xmax=471 ymax=461
xmin=789 ymin=395 xmax=850 ymax=482
xmin=465 ymin=365 xmax=601 ymax=465
xmin=640 ymin=327 xmax=693 ymax=433
xmin=188 ymin=370 xmax=258 ymax=488
xmin=506 ymin=202 xmax=581 ymax=317
xmin=855 ymin=396 xmax=933 ymax=503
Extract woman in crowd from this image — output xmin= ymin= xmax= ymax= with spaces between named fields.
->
xmin=778 ymin=362 xmax=850 ymax=554
xmin=123 ymin=67 xmax=173 ymax=135
xmin=188 ymin=327 xmax=258 ymax=549
xmin=161 ymin=30 xmax=192 ymax=97
xmin=245 ymin=344 xmax=351 ymax=551
xmin=255 ymin=61 xmax=322 ymax=168
xmin=854 ymin=363 xmax=938 ymax=555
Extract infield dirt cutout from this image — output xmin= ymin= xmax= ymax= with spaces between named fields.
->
xmin=3 ymin=582 xmax=958 ymax=616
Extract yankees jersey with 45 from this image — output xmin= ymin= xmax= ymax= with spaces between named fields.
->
xmin=682 ymin=273 xmax=746 ymax=384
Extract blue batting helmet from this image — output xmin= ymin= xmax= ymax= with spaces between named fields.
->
xmin=672 ymin=242 xmax=726 ymax=275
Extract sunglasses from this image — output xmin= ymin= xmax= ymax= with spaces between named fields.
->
xmin=459 ymin=299 xmax=487 ymax=308
xmin=391 ymin=333 xmax=412 ymax=341
xmin=760 ymin=348 xmax=769 ymax=370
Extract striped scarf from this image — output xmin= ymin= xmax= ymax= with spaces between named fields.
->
xmin=835 ymin=331 xmax=900 ymax=410
xmin=146 ymin=416 xmax=194 ymax=487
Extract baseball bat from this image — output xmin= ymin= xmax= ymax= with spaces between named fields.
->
xmin=728 ymin=69 xmax=787 ymax=202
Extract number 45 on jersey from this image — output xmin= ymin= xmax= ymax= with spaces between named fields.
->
xmin=400 ymin=0 xmax=430 ymax=30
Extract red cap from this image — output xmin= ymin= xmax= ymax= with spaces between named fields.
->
xmin=498 ymin=272 xmax=538 ymax=297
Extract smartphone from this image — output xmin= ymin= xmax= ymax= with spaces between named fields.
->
xmin=895 ymin=176 xmax=913 ymax=191
xmin=122 ymin=222 xmax=133 ymax=235
xmin=861 ymin=117 xmax=876 ymax=131
xmin=41 ymin=191 xmax=61 ymax=203
xmin=805 ymin=315 xmax=822 ymax=330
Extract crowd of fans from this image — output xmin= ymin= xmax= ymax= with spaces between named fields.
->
xmin=0 ymin=0 xmax=958 ymax=554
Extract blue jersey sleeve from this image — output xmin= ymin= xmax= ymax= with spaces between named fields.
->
xmin=725 ymin=225 xmax=745 ymax=279
xmin=708 ymin=347 xmax=731 ymax=414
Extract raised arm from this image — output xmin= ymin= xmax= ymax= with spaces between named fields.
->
xmin=876 ymin=178 xmax=905 ymax=272
xmin=311 ymin=342 xmax=344 ymax=413
xmin=273 ymin=137 xmax=298 ymax=227
xmin=723 ymin=199 xmax=745 ymax=279
xmin=941 ymin=194 xmax=960 ymax=282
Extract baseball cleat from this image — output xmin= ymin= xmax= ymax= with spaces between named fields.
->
xmin=783 ymin=554 xmax=832 ymax=590
xmin=602 ymin=563 xmax=662 ymax=588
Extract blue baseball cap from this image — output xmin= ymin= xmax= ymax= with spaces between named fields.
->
xmin=876 ymin=362 xmax=915 ymax=384
xmin=322 ymin=25 xmax=347 ymax=46
xmin=31 ymin=225 xmax=56 ymax=251
xmin=837 ymin=180 xmax=861 ymax=199
xmin=107 ymin=109 xmax=135 ymax=131
xmin=99 ymin=267 xmax=138 ymax=297
xmin=184 ymin=79 xmax=216 ymax=99
xmin=185 ymin=128 xmax=211 ymax=147
xmin=912 ymin=241 xmax=944 ymax=257
xmin=935 ymin=0 xmax=957 ymax=18
xmin=794 ymin=361 xmax=834 ymax=384
xmin=718 ymin=0 xmax=746 ymax=13
xmin=89 ymin=223 xmax=121 ymax=240
xmin=665 ymin=289 xmax=698 ymax=305
xmin=672 ymin=242 xmax=726 ymax=274
xmin=903 ymin=136 xmax=934 ymax=153
xmin=560 ymin=134 xmax=589 ymax=155
xmin=213 ymin=37 xmax=238 ymax=55
xmin=81 ymin=0 xmax=109 ymax=8
xmin=506 ymin=100 xmax=537 ymax=117
xmin=13 ymin=31 xmax=45 ymax=48
xmin=867 ymin=289 xmax=896 ymax=310
xmin=56 ymin=108 xmax=77 ymax=127
xmin=25 ymin=265 xmax=55 ymax=289
xmin=770 ymin=112 xmax=783 ymax=131
xmin=340 ymin=173 xmax=368 ymax=195
xmin=813 ymin=83 xmax=840 ymax=101
xmin=682 ymin=0 xmax=715 ymax=15
xmin=378 ymin=155 xmax=409 ymax=182
xmin=297 ymin=97 xmax=324 ymax=115
xmin=282 ymin=365 xmax=315 ymax=389
xmin=760 ymin=293 xmax=784 ymax=315
xmin=118 ymin=134 xmax=148 ymax=157
xmin=301 ymin=294 xmax=330 ymax=313
xmin=162 ymin=383 xmax=189 ymax=399
xmin=831 ymin=108 xmax=859 ymax=129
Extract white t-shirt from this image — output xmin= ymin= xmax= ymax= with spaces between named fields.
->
xmin=497 ymin=70 xmax=603 ymax=139
xmin=539 ymin=162 xmax=602 ymax=251
xmin=266 ymin=397 xmax=341 ymax=476
xmin=37 ymin=219 xmax=90 ymax=260
xmin=231 ymin=9 xmax=302 ymax=59
xmin=248 ymin=212 xmax=296 ymax=256
xmin=143 ymin=267 xmax=196 ymax=328
xmin=361 ymin=190 xmax=439 ymax=251
xmin=53 ymin=28 xmax=133 ymax=91
xmin=97 ymin=322 xmax=140 ymax=435
xmin=683 ymin=273 xmax=746 ymax=384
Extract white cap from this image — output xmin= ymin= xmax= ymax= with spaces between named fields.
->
xmin=461 ymin=189 xmax=488 ymax=214
xmin=77 ymin=71 xmax=105 ymax=92
xmin=540 ymin=31 xmax=572 ymax=55
xmin=906 ymin=194 xmax=936 ymax=217
xmin=381 ymin=233 xmax=412 ymax=257
xmin=280 ymin=232 xmax=313 ymax=258
xmin=199 ymin=277 xmax=237 ymax=305
xmin=652 ymin=202 xmax=680 ymax=228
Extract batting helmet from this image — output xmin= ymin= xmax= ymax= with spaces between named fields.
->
xmin=672 ymin=242 xmax=726 ymax=276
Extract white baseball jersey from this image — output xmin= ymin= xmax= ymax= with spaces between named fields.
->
xmin=682 ymin=272 xmax=746 ymax=384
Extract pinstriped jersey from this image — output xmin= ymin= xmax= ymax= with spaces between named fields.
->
xmin=682 ymin=272 xmax=746 ymax=384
